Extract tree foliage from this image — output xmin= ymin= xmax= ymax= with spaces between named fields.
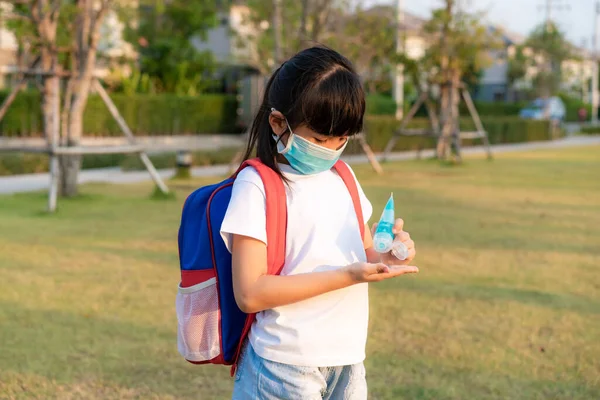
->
xmin=524 ymin=22 xmax=576 ymax=97
xmin=420 ymin=5 xmax=502 ymax=88
xmin=239 ymin=0 xmax=351 ymax=73
xmin=327 ymin=5 xmax=396 ymax=94
xmin=133 ymin=0 xmax=219 ymax=95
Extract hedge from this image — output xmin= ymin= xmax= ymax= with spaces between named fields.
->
xmin=579 ymin=126 xmax=600 ymax=135
xmin=365 ymin=94 xmax=397 ymax=116
xmin=0 ymin=91 xmax=239 ymax=137
xmin=0 ymin=147 xmax=242 ymax=176
xmin=360 ymin=116 xmax=557 ymax=153
xmin=366 ymin=94 xmax=594 ymax=122
xmin=558 ymin=93 xmax=592 ymax=122
xmin=0 ymin=116 xmax=557 ymax=176
xmin=365 ymin=94 xmax=527 ymax=118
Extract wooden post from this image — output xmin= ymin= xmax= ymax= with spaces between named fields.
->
xmin=462 ymin=87 xmax=492 ymax=159
xmin=0 ymin=58 xmax=41 ymax=123
xmin=93 ymin=80 xmax=170 ymax=194
xmin=48 ymin=73 xmax=60 ymax=212
xmin=357 ymin=134 xmax=383 ymax=175
xmin=0 ymin=81 xmax=26 ymax=123
xmin=425 ymin=99 xmax=441 ymax=136
xmin=383 ymin=91 xmax=428 ymax=160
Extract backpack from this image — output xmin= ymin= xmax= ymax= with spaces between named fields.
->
xmin=176 ymin=157 xmax=365 ymax=376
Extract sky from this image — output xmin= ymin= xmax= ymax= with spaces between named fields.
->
xmin=364 ymin=0 xmax=598 ymax=49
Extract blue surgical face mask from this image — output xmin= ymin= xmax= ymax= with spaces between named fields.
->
xmin=271 ymin=108 xmax=348 ymax=175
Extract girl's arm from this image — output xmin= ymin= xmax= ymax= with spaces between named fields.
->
xmin=231 ymin=234 xmax=416 ymax=314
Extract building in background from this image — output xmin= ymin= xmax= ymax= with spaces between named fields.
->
xmin=192 ymin=1 xmax=262 ymax=94
xmin=474 ymin=28 xmax=525 ymax=102
xmin=474 ymin=27 xmax=594 ymax=103
xmin=0 ymin=2 xmax=18 ymax=89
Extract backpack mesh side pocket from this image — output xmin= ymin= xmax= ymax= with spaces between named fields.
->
xmin=176 ymin=277 xmax=221 ymax=362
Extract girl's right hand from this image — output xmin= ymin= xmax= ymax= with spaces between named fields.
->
xmin=344 ymin=262 xmax=419 ymax=283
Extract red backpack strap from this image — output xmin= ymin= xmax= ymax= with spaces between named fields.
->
xmin=234 ymin=158 xmax=287 ymax=275
xmin=333 ymin=160 xmax=365 ymax=240
xmin=229 ymin=158 xmax=287 ymax=377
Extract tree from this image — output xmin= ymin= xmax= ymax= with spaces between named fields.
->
xmin=328 ymin=5 xmax=396 ymax=94
xmin=420 ymin=0 xmax=502 ymax=160
xmin=507 ymin=44 xmax=531 ymax=99
xmin=5 ymin=1 xmax=62 ymax=192
xmin=134 ymin=0 xmax=218 ymax=94
xmin=298 ymin=0 xmax=337 ymax=45
xmin=241 ymin=0 xmax=346 ymax=72
xmin=59 ymin=1 xmax=115 ymax=197
xmin=6 ymin=1 xmax=121 ymax=197
xmin=524 ymin=22 xmax=575 ymax=97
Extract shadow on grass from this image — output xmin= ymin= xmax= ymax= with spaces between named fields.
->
xmin=0 ymin=301 xmax=232 ymax=399
xmin=383 ymin=279 xmax=600 ymax=316
xmin=367 ymin=350 xmax=600 ymax=400
xmin=150 ymin=186 xmax=177 ymax=201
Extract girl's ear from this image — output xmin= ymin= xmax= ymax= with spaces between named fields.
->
xmin=269 ymin=110 xmax=288 ymax=136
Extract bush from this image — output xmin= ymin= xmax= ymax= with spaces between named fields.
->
xmin=579 ymin=126 xmax=600 ymax=135
xmin=0 ymin=148 xmax=242 ymax=176
xmin=0 ymin=91 xmax=240 ymax=137
xmin=0 ymin=91 xmax=42 ymax=137
xmin=558 ymin=93 xmax=592 ymax=122
xmin=366 ymin=94 xmax=397 ymax=116
xmin=459 ymin=101 xmax=525 ymax=117
xmin=84 ymin=94 xmax=240 ymax=136
xmin=362 ymin=116 xmax=556 ymax=153
xmin=366 ymin=94 xmax=525 ymax=118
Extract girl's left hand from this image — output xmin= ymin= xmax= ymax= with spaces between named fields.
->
xmin=371 ymin=218 xmax=416 ymax=266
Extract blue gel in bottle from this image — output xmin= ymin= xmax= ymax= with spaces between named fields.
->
xmin=372 ymin=193 xmax=409 ymax=261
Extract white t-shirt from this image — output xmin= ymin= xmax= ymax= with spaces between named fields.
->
xmin=220 ymin=162 xmax=373 ymax=367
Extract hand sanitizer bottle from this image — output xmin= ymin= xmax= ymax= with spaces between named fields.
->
xmin=372 ymin=193 xmax=409 ymax=261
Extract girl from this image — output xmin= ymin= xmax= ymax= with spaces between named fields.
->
xmin=220 ymin=46 xmax=418 ymax=400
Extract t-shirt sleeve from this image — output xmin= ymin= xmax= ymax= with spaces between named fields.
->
xmin=345 ymin=163 xmax=374 ymax=225
xmin=220 ymin=168 xmax=267 ymax=253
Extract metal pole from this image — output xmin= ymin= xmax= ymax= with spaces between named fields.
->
xmin=394 ymin=0 xmax=404 ymax=120
xmin=593 ymin=1 xmax=600 ymax=124
xmin=546 ymin=0 xmax=552 ymax=32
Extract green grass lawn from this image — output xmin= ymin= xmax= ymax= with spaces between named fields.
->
xmin=0 ymin=146 xmax=599 ymax=399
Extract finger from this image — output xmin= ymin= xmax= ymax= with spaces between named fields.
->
xmin=396 ymin=231 xmax=411 ymax=242
xmin=392 ymin=218 xmax=404 ymax=234
xmin=401 ymin=239 xmax=415 ymax=250
xmin=371 ymin=223 xmax=378 ymax=236
xmin=364 ymin=263 xmax=390 ymax=275
xmin=386 ymin=265 xmax=419 ymax=276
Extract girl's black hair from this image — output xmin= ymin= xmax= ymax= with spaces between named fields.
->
xmin=242 ymin=46 xmax=366 ymax=179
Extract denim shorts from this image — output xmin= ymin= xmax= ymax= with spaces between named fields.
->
xmin=232 ymin=342 xmax=368 ymax=400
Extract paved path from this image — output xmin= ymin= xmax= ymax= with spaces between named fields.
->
xmin=1 ymin=135 xmax=598 ymax=195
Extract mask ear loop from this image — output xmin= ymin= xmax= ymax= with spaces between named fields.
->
xmin=270 ymin=107 xmax=291 ymax=145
